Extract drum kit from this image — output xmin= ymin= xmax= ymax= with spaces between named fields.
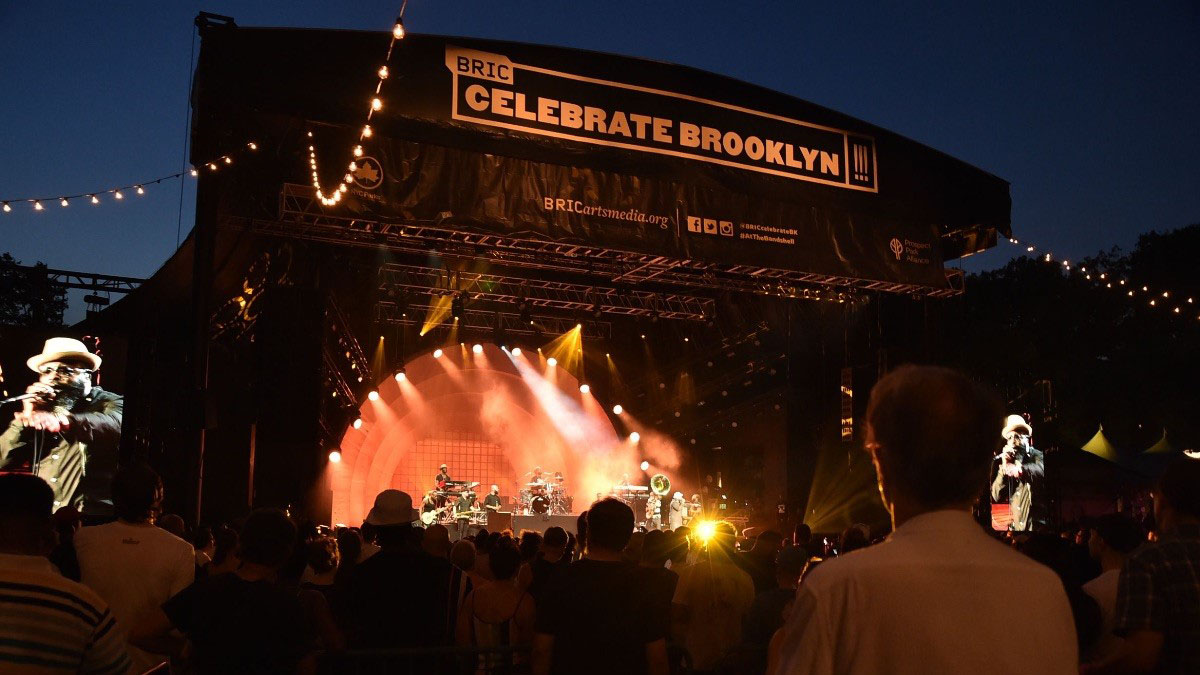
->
xmin=518 ymin=471 xmax=571 ymax=515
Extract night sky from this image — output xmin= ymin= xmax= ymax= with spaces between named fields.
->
xmin=2 ymin=2 xmax=1197 ymax=321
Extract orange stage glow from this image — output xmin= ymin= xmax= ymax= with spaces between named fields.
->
xmin=331 ymin=343 xmax=669 ymax=525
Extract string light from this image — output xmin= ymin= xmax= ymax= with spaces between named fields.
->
xmin=306 ymin=7 xmax=406 ymax=209
xmin=1 ymin=140 xmax=258 ymax=214
xmin=1001 ymin=237 xmax=1194 ymax=323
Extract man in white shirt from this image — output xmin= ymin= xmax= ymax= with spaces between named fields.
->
xmin=1082 ymin=513 xmax=1142 ymax=663
xmin=770 ymin=365 xmax=1078 ymax=675
xmin=75 ymin=463 xmax=194 ymax=673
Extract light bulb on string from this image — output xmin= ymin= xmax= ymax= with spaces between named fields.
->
xmin=33 ymin=201 xmax=43 ymax=211
xmin=392 ymin=18 xmax=405 ymax=39
xmin=371 ymin=98 xmax=383 ymax=112
xmin=90 ymin=195 xmax=99 ymax=204
xmin=114 ymin=191 xmax=123 ymax=200
xmin=362 ymin=125 xmax=373 ymax=138
xmin=136 ymin=186 xmax=144 ymax=195
xmin=1 ymin=203 xmax=10 ymax=213
xmin=60 ymin=198 xmax=69 ymax=207
xmin=378 ymin=66 xmax=389 ymax=79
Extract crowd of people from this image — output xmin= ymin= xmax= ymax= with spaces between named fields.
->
xmin=1 ymin=365 xmax=1198 ymax=674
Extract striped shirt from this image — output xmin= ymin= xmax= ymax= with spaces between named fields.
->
xmin=0 ymin=553 xmax=131 ymax=674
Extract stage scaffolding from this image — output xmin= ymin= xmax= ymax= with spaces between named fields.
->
xmin=224 ymin=184 xmax=965 ymax=327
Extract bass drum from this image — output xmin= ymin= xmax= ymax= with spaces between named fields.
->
xmin=530 ymin=495 xmax=550 ymax=514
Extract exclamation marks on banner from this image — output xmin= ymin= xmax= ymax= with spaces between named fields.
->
xmin=848 ymin=138 xmax=875 ymax=189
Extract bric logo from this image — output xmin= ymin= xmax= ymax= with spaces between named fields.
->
xmin=352 ymin=157 xmax=384 ymax=190
xmin=889 ymin=238 xmax=904 ymax=260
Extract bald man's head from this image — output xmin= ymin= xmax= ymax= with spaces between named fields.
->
xmin=866 ymin=365 xmax=1004 ymax=510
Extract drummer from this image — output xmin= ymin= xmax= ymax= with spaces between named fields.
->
xmin=531 ymin=466 xmax=546 ymax=484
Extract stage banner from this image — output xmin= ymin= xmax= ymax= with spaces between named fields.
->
xmin=197 ymin=28 xmax=1010 ymax=287
xmin=332 ymin=137 xmax=946 ymax=287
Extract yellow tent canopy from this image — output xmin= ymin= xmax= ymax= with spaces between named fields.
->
xmin=1082 ymin=425 xmax=1120 ymax=462
xmin=1144 ymin=429 xmax=1174 ymax=455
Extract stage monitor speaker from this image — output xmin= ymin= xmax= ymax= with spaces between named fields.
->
xmin=488 ymin=510 xmax=514 ymax=533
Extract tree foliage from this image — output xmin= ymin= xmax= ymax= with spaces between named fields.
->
xmin=0 ymin=253 xmax=67 ymax=327
xmin=944 ymin=224 xmax=1200 ymax=453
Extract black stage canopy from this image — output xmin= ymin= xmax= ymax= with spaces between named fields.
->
xmin=191 ymin=24 xmax=1010 ymax=297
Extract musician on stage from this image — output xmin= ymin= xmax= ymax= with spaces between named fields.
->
xmin=435 ymin=463 xmax=452 ymax=488
xmin=646 ymin=493 xmax=662 ymax=529
xmin=687 ymin=493 xmax=703 ymax=524
xmin=0 ymin=338 xmax=122 ymax=516
xmin=990 ymin=414 xmax=1044 ymax=531
xmin=530 ymin=466 xmax=546 ymax=485
xmin=421 ymin=490 xmax=441 ymax=517
xmin=483 ymin=484 xmax=502 ymax=511
xmin=669 ymin=492 xmax=686 ymax=530
xmin=454 ymin=490 xmax=477 ymax=538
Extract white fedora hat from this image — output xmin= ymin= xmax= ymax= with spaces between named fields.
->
xmin=365 ymin=489 xmax=418 ymax=526
xmin=27 ymin=337 xmax=101 ymax=373
xmin=1002 ymin=414 xmax=1033 ymax=439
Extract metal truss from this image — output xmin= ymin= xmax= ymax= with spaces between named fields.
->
xmin=375 ymin=302 xmax=612 ymax=339
xmin=10 ymin=265 xmax=143 ymax=294
xmin=233 ymin=184 xmax=966 ymax=301
xmin=325 ymin=297 xmax=370 ymax=376
xmin=377 ymin=263 xmax=713 ymax=321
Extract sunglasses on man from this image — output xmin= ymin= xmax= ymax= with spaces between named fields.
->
xmin=38 ymin=365 xmax=92 ymax=376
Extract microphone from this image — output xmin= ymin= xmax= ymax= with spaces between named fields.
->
xmin=0 ymin=390 xmax=55 ymax=406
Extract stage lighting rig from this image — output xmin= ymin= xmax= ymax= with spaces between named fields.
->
xmin=452 ymin=293 xmax=466 ymax=320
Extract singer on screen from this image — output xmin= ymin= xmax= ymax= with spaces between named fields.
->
xmin=0 ymin=338 xmax=122 ymax=515
xmin=990 ymin=414 xmax=1043 ymax=531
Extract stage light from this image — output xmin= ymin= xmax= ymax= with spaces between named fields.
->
xmin=575 ymin=323 xmax=582 ymax=330
xmin=612 ymin=404 xmax=623 ymax=415
xmin=452 ymin=294 xmax=465 ymax=320
xmin=434 ymin=348 xmax=444 ymax=359
xmin=352 ymin=418 xmax=362 ymax=429
xmin=629 ymin=431 xmax=641 ymax=443
xmin=394 ymin=369 xmax=406 ymax=382
xmin=546 ymin=357 xmax=557 ymax=367
xmin=472 ymin=344 xmax=483 ymax=354
xmin=694 ymin=520 xmax=717 ymax=543
xmin=368 ymin=390 xmax=380 ymax=401
xmin=511 ymin=347 xmax=522 ymax=357
xmin=328 ymin=450 xmax=342 ymax=463
xmin=579 ymin=384 xmax=590 ymax=394
xmin=640 ymin=460 xmax=650 ymax=471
